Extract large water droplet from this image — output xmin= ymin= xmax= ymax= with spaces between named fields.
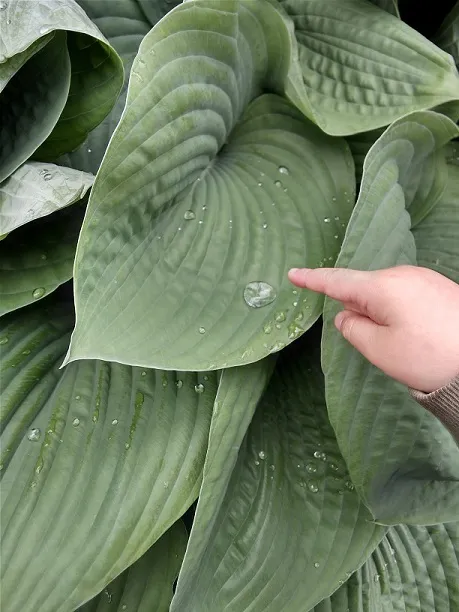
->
xmin=72 ymin=418 xmax=80 ymax=427
xmin=32 ymin=287 xmax=45 ymax=299
xmin=195 ymin=383 xmax=205 ymax=394
xmin=308 ymin=480 xmax=319 ymax=493
xmin=243 ymin=281 xmax=277 ymax=308
xmin=27 ymin=428 xmax=41 ymax=441
xmin=278 ymin=166 xmax=289 ymax=175
xmin=184 ymin=210 xmax=196 ymax=220
xmin=258 ymin=451 xmax=266 ymax=460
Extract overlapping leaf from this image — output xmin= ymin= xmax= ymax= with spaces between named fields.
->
xmin=0 ymin=293 xmax=217 ymax=611
xmin=0 ymin=161 xmax=93 ymax=235
xmin=65 ymin=0 xmax=355 ymax=371
xmin=313 ymin=522 xmax=459 ymax=611
xmin=322 ymin=111 xmax=459 ymax=525
xmin=0 ymin=206 xmax=84 ymax=316
xmin=79 ymin=520 xmax=188 ymax=612
xmin=0 ymin=0 xmax=123 ymax=178
xmin=280 ymin=0 xmax=459 ymax=135
xmin=171 ymin=332 xmax=385 ymax=611
xmin=436 ymin=1 xmax=459 ymax=66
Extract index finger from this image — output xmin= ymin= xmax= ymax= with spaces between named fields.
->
xmin=288 ymin=267 xmax=376 ymax=305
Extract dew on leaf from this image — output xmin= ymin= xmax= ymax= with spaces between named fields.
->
xmin=198 ymin=327 xmax=206 ymax=334
xmin=32 ymin=287 xmax=45 ymax=299
xmin=278 ymin=166 xmax=289 ymax=175
xmin=27 ymin=428 xmax=41 ymax=441
xmin=195 ymin=383 xmax=204 ymax=394
xmin=72 ymin=418 xmax=80 ymax=427
xmin=243 ymin=281 xmax=277 ymax=308
xmin=308 ymin=480 xmax=319 ymax=493
xmin=184 ymin=210 xmax=196 ymax=220
xmin=258 ymin=451 xmax=266 ymax=460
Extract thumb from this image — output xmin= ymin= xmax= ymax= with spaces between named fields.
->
xmin=335 ymin=310 xmax=388 ymax=368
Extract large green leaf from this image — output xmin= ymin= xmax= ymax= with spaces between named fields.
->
xmin=322 ymin=112 xmax=459 ymax=525
xmin=79 ymin=520 xmax=188 ymax=612
xmin=313 ymin=522 xmax=459 ymax=611
xmin=65 ymin=0 xmax=355 ymax=371
xmin=346 ymin=128 xmax=385 ymax=184
xmin=368 ymin=0 xmax=399 ymax=17
xmin=0 ymin=162 xmax=93 ymax=236
xmin=171 ymin=331 xmax=385 ymax=611
xmin=0 ymin=32 xmax=71 ymax=183
xmin=0 ymin=0 xmax=123 ymax=170
xmin=61 ymin=0 xmax=156 ymax=174
xmin=0 ymin=206 xmax=84 ymax=316
xmin=171 ymin=358 xmax=275 ymax=610
xmin=280 ymin=0 xmax=459 ymax=135
xmin=0 ymin=294 xmax=217 ymax=611
xmin=413 ymin=161 xmax=459 ymax=284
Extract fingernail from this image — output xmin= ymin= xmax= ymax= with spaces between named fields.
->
xmin=289 ymin=268 xmax=299 ymax=274
xmin=335 ymin=311 xmax=346 ymax=331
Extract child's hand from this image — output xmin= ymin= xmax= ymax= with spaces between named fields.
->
xmin=288 ymin=265 xmax=459 ymax=393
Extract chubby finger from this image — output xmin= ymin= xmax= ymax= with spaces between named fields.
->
xmin=288 ymin=267 xmax=375 ymax=304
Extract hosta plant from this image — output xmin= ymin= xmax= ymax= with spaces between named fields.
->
xmin=1 ymin=0 xmax=459 ymax=610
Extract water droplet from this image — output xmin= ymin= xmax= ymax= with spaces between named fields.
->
xmin=313 ymin=451 xmax=322 ymax=459
xmin=374 ymin=574 xmax=380 ymax=583
xmin=87 ymin=148 xmax=92 ymax=153
xmin=141 ymin=371 xmax=147 ymax=377
xmin=184 ymin=210 xmax=196 ymax=220
xmin=243 ymin=281 xmax=277 ymax=309
xmin=263 ymin=322 xmax=273 ymax=334
xmin=163 ymin=481 xmax=169 ymax=488
xmin=121 ymin=606 xmax=127 ymax=611
xmin=292 ymin=301 xmax=298 ymax=307
xmin=278 ymin=166 xmax=289 ymax=175
xmin=27 ymin=428 xmax=41 ymax=441
xmin=6 ymin=18 xmax=11 ymax=24
xmin=75 ymin=395 xmax=81 ymax=400
xmin=104 ymin=588 xmax=112 ymax=604
xmin=274 ymin=311 xmax=286 ymax=323
xmin=40 ymin=253 xmax=47 ymax=260
xmin=334 ymin=216 xmax=340 ymax=221
xmin=262 ymin=223 xmax=268 ymax=229
xmin=0 ymin=2 xmax=7 ymax=10
xmin=72 ymin=418 xmax=80 ymax=427
xmin=306 ymin=462 xmax=317 ymax=473
xmin=176 ymin=379 xmax=183 ymax=389
xmin=22 ymin=349 xmax=31 ymax=356
xmin=390 ymin=546 xmax=396 ymax=556
xmin=178 ymin=227 xmax=182 ymax=231
xmin=270 ymin=464 xmax=275 ymax=471
xmin=199 ymin=327 xmax=206 ymax=334
xmin=0 ymin=337 xmax=8 ymax=345
xmin=314 ymin=562 xmax=320 ymax=568
xmin=324 ymin=217 xmax=331 ymax=223
xmin=195 ymin=383 xmax=205 ymax=394
xmin=257 ymin=182 xmax=262 ymax=187
xmin=112 ymin=419 xmax=118 ymax=426
xmin=43 ymin=172 xmax=52 ymax=181
xmin=345 ymin=480 xmax=355 ymax=491
xmin=274 ymin=180 xmax=283 ymax=188
xmin=270 ymin=341 xmax=285 ymax=352
xmin=162 ymin=377 xmax=168 ymax=388
xmin=32 ymin=287 xmax=45 ymax=299
xmin=308 ymin=480 xmax=319 ymax=493
xmin=330 ymin=462 xmax=339 ymax=471
xmin=332 ymin=196 xmax=337 ymax=202
xmin=334 ymin=234 xmax=339 ymax=239
xmin=125 ymin=442 xmax=130 ymax=450
xmin=255 ymin=460 xmax=260 ymax=466
xmin=294 ymin=312 xmax=304 ymax=322
xmin=287 ymin=323 xmax=303 ymax=340
xmin=258 ymin=451 xmax=266 ymax=460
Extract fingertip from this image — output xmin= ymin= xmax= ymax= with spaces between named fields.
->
xmin=288 ymin=267 xmax=310 ymax=286
xmin=334 ymin=310 xmax=346 ymax=331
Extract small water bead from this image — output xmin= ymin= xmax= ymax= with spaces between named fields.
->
xmin=40 ymin=253 xmax=47 ymax=260
xmin=32 ymin=287 xmax=46 ymax=299
xmin=306 ymin=462 xmax=317 ymax=473
xmin=262 ymin=223 xmax=268 ymax=229
xmin=75 ymin=394 xmax=81 ymax=400
xmin=140 ymin=371 xmax=147 ymax=377
xmin=332 ymin=196 xmax=337 ymax=202
xmin=176 ymin=379 xmax=183 ymax=389
xmin=163 ymin=481 xmax=169 ymax=488
xmin=374 ymin=574 xmax=380 ymax=583
xmin=270 ymin=341 xmax=285 ymax=352
xmin=263 ymin=322 xmax=273 ymax=334
xmin=104 ymin=589 xmax=112 ymax=604
xmin=308 ymin=480 xmax=319 ymax=493
xmin=275 ymin=324 xmax=281 ymax=330
xmin=258 ymin=451 xmax=266 ymax=460
xmin=43 ymin=172 xmax=52 ymax=181
xmin=292 ymin=301 xmax=298 ymax=307
xmin=313 ymin=451 xmax=322 ymax=459
xmin=314 ymin=562 xmax=320 ymax=568
xmin=334 ymin=235 xmax=339 ymax=239
xmin=288 ymin=324 xmax=303 ymax=340
xmin=274 ymin=180 xmax=283 ymax=188
xmin=27 ymin=428 xmax=41 ymax=441
xmin=324 ymin=217 xmax=331 ymax=223
xmin=184 ymin=210 xmax=196 ymax=220
xmin=0 ymin=337 xmax=8 ymax=345
xmin=178 ymin=227 xmax=182 ymax=231
xmin=255 ymin=460 xmax=260 ymax=466
xmin=195 ymin=383 xmax=205 ymax=394
xmin=122 ymin=606 xmax=127 ymax=611
xmin=72 ymin=418 xmax=80 ymax=427
xmin=334 ymin=216 xmax=340 ymax=221
xmin=6 ymin=18 xmax=11 ymax=24
xmin=243 ymin=281 xmax=277 ymax=309
xmin=257 ymin=182 xmax=262 ymax=187
xmin=345 ymin=480 xmax=355 ymax=491
xmin=112 ymin=419 xmax=118 ymax=426
xmin=278 ymin=166 xmax=289 ymax=175
xmin=294 ymin=312 xmax=304 ymax=323
xmin=330 ymin=462 xmax=339 ymax=472
xmin=275 ymin=311 xmax=286 ymax=323
xmin=270 ymin=464 xmax=275 ymax=471
xmin=198 ymin=327 xmax=206 ymax=334
xmin=199 ymin=220 xmax=204 ymax=225
xmin=22 ymin=349 xmax=31 ymax=356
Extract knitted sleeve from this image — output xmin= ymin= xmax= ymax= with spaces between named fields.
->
xmin=410 ymin=378 xmax=459 ymax=442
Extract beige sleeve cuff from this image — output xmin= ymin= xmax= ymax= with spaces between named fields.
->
xmin=410 ymin=377 xmax=459 ymax=442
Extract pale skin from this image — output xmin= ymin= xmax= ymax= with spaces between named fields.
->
xmin=288 ymin=265 xmax=459 ymax=394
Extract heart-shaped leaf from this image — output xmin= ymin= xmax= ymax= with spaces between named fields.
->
xmin=1 ymin=294 xmax=217 ymax=611
xmin=78 ymin=520 xmax=188 ymax=612
xmin=322 ymin=112 xmax=459 ymax=525
xmin=171 ymin=331 xmax=385 ymax=611
xmin=65 ymin=0 xmax=355 ymax=371
xmin=280 ymin=0 xmax=459 ymax=135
